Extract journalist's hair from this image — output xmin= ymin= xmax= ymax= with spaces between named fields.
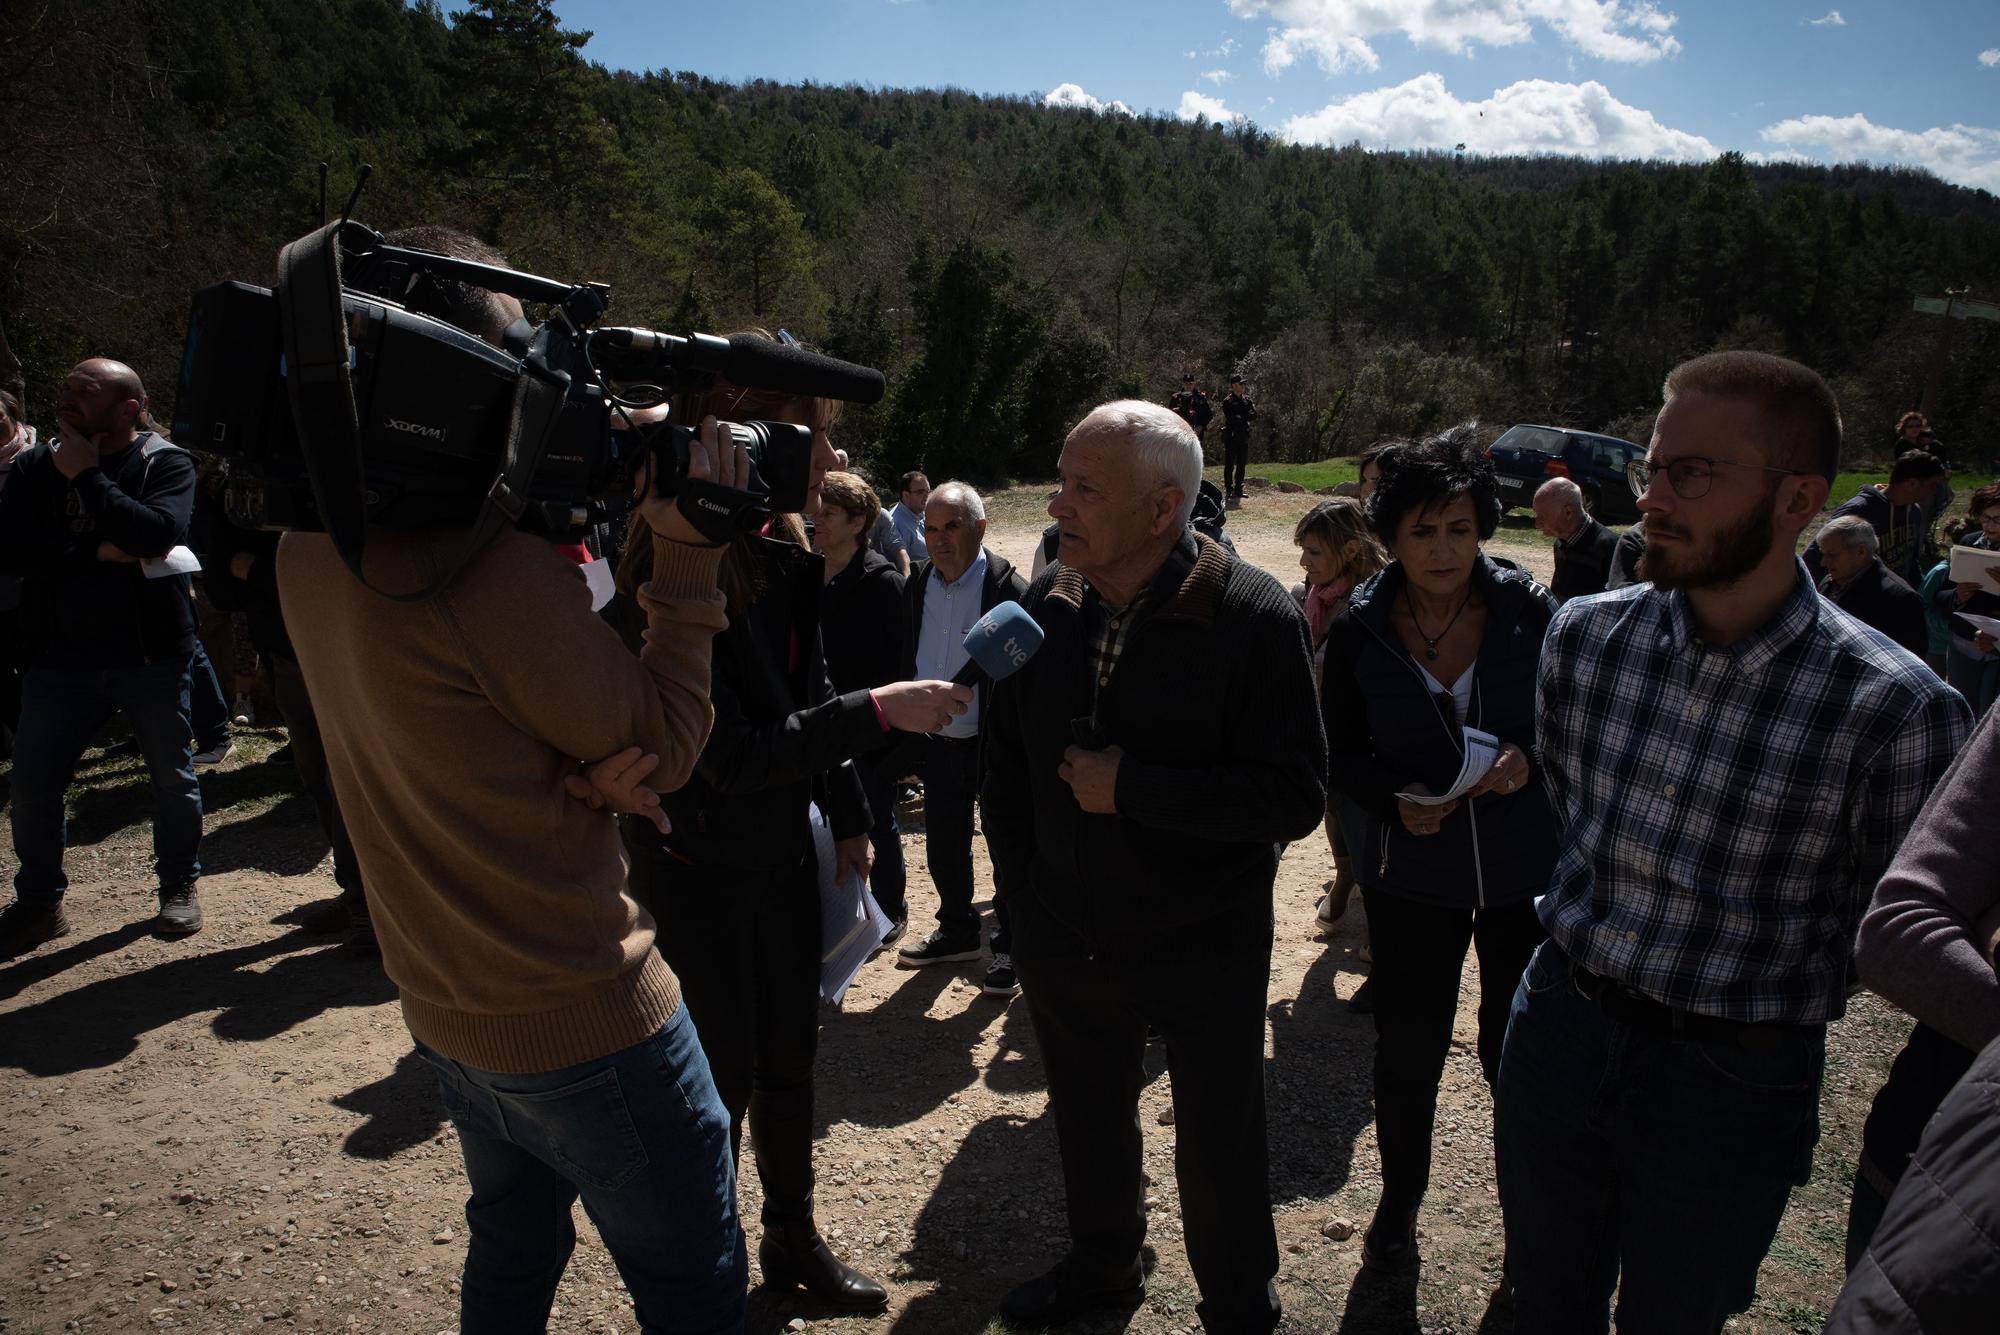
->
xmin=929 ymin=480 xmax=985 ymax=524
xmin=1889 ymin=449 xmax=1948 ymax=485
xmin=381 ymin=226 xmax=516 ymax=345
xmin=1662 ymin=351 xmax=1842 ymax=485
xmin=820 ymin=471 xmax=879 ymax=527
xmin=1534 ymin=476 xmax=1586 ymax=514
xmin=1366 ymin=423 xmax=1503 ymax=543
xmin=1069 ymin=400 xmax=1203 ymax=528
xmin=1294 ymin=497 xmax=1385 ymax=584
xmin=1818 ymin=514 xmax=1879 ymax=557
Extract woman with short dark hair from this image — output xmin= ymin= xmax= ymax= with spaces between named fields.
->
xmin=1319 ymin=424 xmax=1559 ymax=1274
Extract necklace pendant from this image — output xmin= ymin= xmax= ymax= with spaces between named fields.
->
xmin=1425 ymin=645 xmax=1439 ymax=660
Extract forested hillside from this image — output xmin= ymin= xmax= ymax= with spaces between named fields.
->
xmin=7 ymin=0 xmax=1997 ymax=485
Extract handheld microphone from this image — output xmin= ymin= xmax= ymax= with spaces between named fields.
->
xmin=949 ymin=601 xmax=1044 ymax=687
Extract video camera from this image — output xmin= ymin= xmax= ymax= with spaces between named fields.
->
xmin=172 ymin=216 xmax=885 ymax=597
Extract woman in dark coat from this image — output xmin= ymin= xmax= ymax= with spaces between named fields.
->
xmin=610 ymin=354 xmax=966 ymax=1313
xmin=1319 ymin=426 xmax=1559 ymax=1274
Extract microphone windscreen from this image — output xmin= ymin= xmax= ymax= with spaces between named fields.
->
xmin=721 ymin=335 xmax=886 ymax=405
xmin=962 ymin=601 xmax=1044 ymax=683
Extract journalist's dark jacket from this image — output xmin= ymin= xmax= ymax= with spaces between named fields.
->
xmin=191 ymin=470 xmax=293 ymax=662
xmin=1551 ymin=515 xmax=1619 ymax=605
xmin=619 ymin=531 xmax=874 ymax=873
xmin=981 ymin=532 xmax=1327 ymax=964
xmin=0 ymin=432 xmax=197 ymax=669
xmin=1821 ymin=558 xmax=1930 ymax=661
xmin=1321 ymin=555 xmax=1558 ymax=910
xmin=901 ymin=547 xmax=1027 ymax=761
xmin=820 ymin=547 xmax=905 ymax=694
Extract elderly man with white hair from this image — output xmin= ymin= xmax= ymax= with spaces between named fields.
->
xmin=981 ymin=401 xmax=1326 ymax=1334
xmin=1533 ymin=476 xmax=1620 ymax=605
xmin=1815 ymin=512 xmax=1930 ymax=659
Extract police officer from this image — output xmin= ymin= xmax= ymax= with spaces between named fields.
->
xmin=1168 ymin=374 xmax=1212 ymax=449
xmin=1220 ymin=374 xmax=1257 ymax=502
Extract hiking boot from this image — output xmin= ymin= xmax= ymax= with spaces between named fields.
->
xmin=896 ymin=928 xmax=982 ymax=967
xmin=0 ymin=900 xmax=72 ymax=959
xmin=155 ymin=884 xmax=204 ymax=936
xmin=983 ymin=953 xmax=1020 ymax=998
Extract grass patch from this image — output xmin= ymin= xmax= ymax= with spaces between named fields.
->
xmin=1206 ymin=460 xmax=1361 ymax=493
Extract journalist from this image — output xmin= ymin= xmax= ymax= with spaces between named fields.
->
xmin=611 ymin=348 xmax=968 ymax=1315
xmin=278 ymin=226 xmax=749 ymax=1333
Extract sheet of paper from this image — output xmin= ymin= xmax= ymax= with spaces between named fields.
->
xmin=810 ymin=802 xmax=893 ymax=1006
xmin=1397 ymin=726 xmax=1502 ymax=806
xmin=1951 ymin=612 xmax=2000 ymax=640
xmin=1949 ymin=544 xmax=2000 ymax=591
xmin=582 ymin=557 xmax=615 ymax=612
xmin=141 ymin=545 xmax=202 ymax=579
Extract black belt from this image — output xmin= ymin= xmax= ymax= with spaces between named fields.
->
xmin=1567 ymin=959 xmax=1815 ymax=1054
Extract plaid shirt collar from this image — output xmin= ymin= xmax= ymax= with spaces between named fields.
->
xmin=1655 ymin=558 xmax=1823 ymax=676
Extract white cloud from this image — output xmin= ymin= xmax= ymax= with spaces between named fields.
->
xmin=1200 ymin=68 xmax=1234 ymax=85
xmin=1187 ymin=37 xmax=1241 ymax=59
xmin=1281 ymin=73 xmax=1718 ymax=161
xmin=1759 ymin=112 xmax=2000 ymax=192
xmin=1230 ymin=0 xmax=1683 ymax=75
xmin=1981 ymin=48 xmax=2000 ymax=67
xmin=1178 ymin=89 xmax=1245 ymax=123
xmin=1803 ymin=10 xmax=1845 ymax=25
xmin=1043 ymin=83 xmax=1131 ymax=116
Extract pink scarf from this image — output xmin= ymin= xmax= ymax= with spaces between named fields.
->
xmin=0 ymin=424 xmax=27 ymax=472
xmin=1305 ymin=574 xmax=1356 ymax=643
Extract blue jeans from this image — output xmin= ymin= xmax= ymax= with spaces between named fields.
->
xmin=415 ymin=1004 xmax=746 ymax=1335
xmin=1494 ymin=942 xmax=1823 ymax=1335
xmin=10 ymin=657 xmax=202 ymax=902
xmin=188 ymin=637 xmax=231 ymax=750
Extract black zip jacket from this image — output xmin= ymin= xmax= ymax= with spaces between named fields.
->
xmin=1821 ymin=558 xmax=1930 ymax=660
xmin=618 ymin=533 xmax=875 ymax=872
xmin=191 ymin=470 xmax=293 ymax=662
xmin=982 ymin=532 xmax=1327 ymax=964
xmin=1220 ymin=392 xmax=1256 ymax=439
xmin=0 ymin=433 xmax=197 ymax=668
xmin=1321 ymin=555 xmax=1558 ymax=910
xmin=820 ymin=547 xmax=905 ymax=694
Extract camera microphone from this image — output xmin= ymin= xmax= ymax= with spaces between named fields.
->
xmin=949 ymin=601 xmax=1044 ymax=688
xmin=591 ymin=328 xmax=887 ymax=405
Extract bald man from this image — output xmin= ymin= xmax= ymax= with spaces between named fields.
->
xmin=1533 ymin=477 xmax=1619 ymax=605
xmin=0 ymin=359 xmax=206 ymax=955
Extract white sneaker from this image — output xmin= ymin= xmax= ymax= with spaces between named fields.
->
xmin=191 ymin=740 xmax=235 ymax=767
xmin=231 ymin=695 xmax=256 ymax=727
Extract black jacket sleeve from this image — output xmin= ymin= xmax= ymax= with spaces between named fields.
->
xmin=693 ymin=642 xmax=886 ymax=816
xmin=78 ymin=445 xmax=195 ymax=559
xmin=1319 ymin=614 xmax=1409 ymax=821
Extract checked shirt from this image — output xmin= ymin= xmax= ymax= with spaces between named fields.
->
xmin=1536 ymin=562 xmax=1970 ymax=1024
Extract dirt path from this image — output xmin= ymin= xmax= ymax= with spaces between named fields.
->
xmin=0 ymin=489 xmax=1896 ymax=1334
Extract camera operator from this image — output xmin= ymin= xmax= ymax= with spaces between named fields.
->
xmin=276 ymin=227 xmax=749 ymax=1333
xmin=607 ymin=346 xmax=968 ymax=1315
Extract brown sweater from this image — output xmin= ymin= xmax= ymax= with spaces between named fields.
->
xmin=277 ymin=525 xmax=726 ymax=1073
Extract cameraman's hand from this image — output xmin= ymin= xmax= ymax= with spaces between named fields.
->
xmin=639 ymin=415 xmax=751 ymax=547
xmin=872 ymin=680 xmax=972 ymax=734
xmin=834 ymin=834 xmax=873 ymax=885
xmin=563 ymin=746 xmax=671 ymax=835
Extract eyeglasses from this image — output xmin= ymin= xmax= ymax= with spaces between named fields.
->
xmin=1626 ymin=456 xmax=1809 ymax=501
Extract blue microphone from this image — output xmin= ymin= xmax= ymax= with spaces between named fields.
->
xmin=950 ymin=601 xmax=1044 ymax=687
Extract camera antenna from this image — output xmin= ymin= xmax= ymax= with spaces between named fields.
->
xmin=316 ymin=163 xmax=329 ymax=227
xmin=339 ymin=165 xmax=373 ymax=226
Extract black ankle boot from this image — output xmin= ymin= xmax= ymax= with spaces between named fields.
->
xmin=758 ymin=1221 xmax=888 ymax=1313
xmin=1360 ymin=1198 xmax=1420 ymax=1274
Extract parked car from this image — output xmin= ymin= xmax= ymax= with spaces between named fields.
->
xmin=1485 ymin=424 xmax=1646 ymax=524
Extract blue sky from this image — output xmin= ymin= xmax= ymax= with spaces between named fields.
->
xmin=552 ymin=1 xmax=2000 ymax=191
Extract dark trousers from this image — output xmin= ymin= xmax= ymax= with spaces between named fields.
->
xmin=189 ymin=637 xmax=231 ymax=749
xmin=269 ymin=653 xmax=364 ymax=902
xmin=0 ymin=606 xmax=22 ymax=756
xmin=859 ymin=758 xmax=906 ymax=922
xmin=1222 ymin=432 xmax=1249 ymax=496
xmin=1362 ymin=887 xmax=1542 ymax=1207
xmin=12 ymin=656 xmax=202 ymax=901
xmin=1496 ymin=942 xmax=1823 ymax=1335
xmin=415 ymin=1008 xmax=747 ymax=1334
xmin=625 ymin=828 xmax=823 ymax=1227
xmin=1015 ymin=943 xmax=1280 ymax=1334
xmin=1845 ymin=1021 xmax=1976 ymax=1269
xmin=920 ymin=734 xmax=1009 ymax=953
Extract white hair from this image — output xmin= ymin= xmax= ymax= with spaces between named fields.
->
xmin=1818 ymin=513 xmax=1878 ymax=557
xmin=1069 ymin=399 xmax=1203 ymax=528
xmin=928 ymin=480 xmax=985 ymax=523
xmin=1534 ymin=476 xmax=1584 ymax=513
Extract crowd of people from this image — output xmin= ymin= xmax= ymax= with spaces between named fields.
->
xmin=3 ymin=260 xmax=1999 ymax=1335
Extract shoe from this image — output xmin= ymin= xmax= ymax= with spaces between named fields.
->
xmin=231 ymin=695 xmax=256 ymax=727
xmin=999 ymin=1254 xmax=1145 ymax=1328
xmin=299 ymin=897 xmax=354 ymax=933
xmin=191 ymin=739 xmax=234 ymax=767
xmin=1348 ymin=976 xmax=1375 ymax=1014
xmin=879 ymin=912 xmax=909 ymax=950
xmin=1360 ymin=1200 xmax=1420 ymax=1274
xmin=1315 ymin=872 xmax=1356 ymax=937
xmin=896 ymin=928 xmax=982 ymax=967
xmin=268 ymin=743 xmax=294 ymax=768
xmin=100 ymin=736 xmax=140 ymax=759
xmin=758 ymin=1222 xmax=888 ymax=1313
xmin=0 ymin=900 xmax=73 ymax=959
xmin=983 ymin=953 xmax=1020 ymax=998
xmin=155 ymin=884 xmax=204 ymax=936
